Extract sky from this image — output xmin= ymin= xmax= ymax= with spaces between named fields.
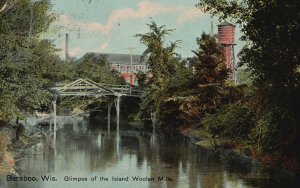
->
xmin=49 ymin=0 xmax=243 ymax=59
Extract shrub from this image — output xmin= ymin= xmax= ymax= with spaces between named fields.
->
xmin=0 ymin=133 xmax=10 ymax=153
xmin=202 ymin=103 xmax=253 ymax=139
xmin=253 ymin=106 xmax=296 ymax=153
xmin=0 ymin=133 xmax=14 ymax=175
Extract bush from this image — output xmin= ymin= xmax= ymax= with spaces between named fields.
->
xmin=202 ymin=103 xmax=253 ymax=139
xmin=0 ymin=133 xmax=14 ymax=175
xmin=0 ymin=133 xmax=10 ymax=154
xmin=253 ymin=106 xmax=296 ymax=153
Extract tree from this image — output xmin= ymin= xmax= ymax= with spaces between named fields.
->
xmin=197 ymin=0 xmax=300 ymax=159
xmin=56 ymin=53 xmax=125 ymax=118
xmin=0 ymin=0 xmax=17 ymax=14
xmin=196 ymin=1 xmax=300 ymax=88
xmin=136 ymin=21 xmax=186 ymax=127
xmin=0 ymin=0 xmax=59 ymax=119
xmin=135 ymin=21 xmax=180 ymax=84
xmin=178 ymin=33 xmax=229 ymax=122
xmin=76 ymin=53 xmax=123 ymax=84
xmin=202 ymin=103 xmax=253 ymax=140
xmin=191 ymin=33 xmax=228 ymax=85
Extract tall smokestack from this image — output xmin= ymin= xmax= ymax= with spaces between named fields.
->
xmin=65 ymin=33 xmax=69 ymax=61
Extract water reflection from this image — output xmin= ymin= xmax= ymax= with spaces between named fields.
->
xmin=2 ymin=118 xmax=299 ymax=188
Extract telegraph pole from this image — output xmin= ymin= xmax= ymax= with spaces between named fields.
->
xmin=65 ymin=33 xmax=70 ymax=61
xmin=128 ymin=48 xmax=134 ymax=73
xmin=127 ymin=48 xmax=135 ymax=87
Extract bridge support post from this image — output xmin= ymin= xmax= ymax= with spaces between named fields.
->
xmin=49 ymin=118 xmax=52 ymax=133
xmin=114 ymin=96 xmax=120 ymax=132
xmin=107 ymin=101 xmax=112 ymax=132
xmin=52 ymin=98 xmax=57 ymax=147
xmin=151 ymin=112 xmax=157 ymax=130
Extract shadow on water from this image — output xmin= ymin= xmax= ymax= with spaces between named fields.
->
xmin=1 ymin=117 xmax=299 ymax=188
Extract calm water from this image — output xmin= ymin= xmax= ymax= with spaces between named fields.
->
xmin=1 ymin=118 xmax=299 ymax=188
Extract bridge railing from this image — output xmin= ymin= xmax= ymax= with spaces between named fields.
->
xmin=100 ymin=83 xmax=144 ymax=97
xmin=52 ymin=79 xmax=144 ymax=97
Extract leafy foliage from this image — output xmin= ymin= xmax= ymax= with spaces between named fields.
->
xmin=75 ymin=53 xmax=123 ymax=84
xmin=190 ymin=33 xmax=228 ymax=86
xmin=197 ymin=0 xmax=300 ymax=161
xmin=136 ymin=21 xmax=187 ymax=127
xmin=55 ymin=53 xmax=124 ymax=115
xmin=202 ymin=103 xmax=253 ymax=139
xmin=254 ymin=105 xmax=296 ymax=153
xmin=0 ymin=0 xmax=58 ymax=119
xmin=135 ymin=21 xmax=180 ymax=83
xmin=178 ymin=33 xmax=228 ymax=122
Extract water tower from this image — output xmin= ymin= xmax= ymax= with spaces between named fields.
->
xmin=218 ymin=22 xmax=237 ymax=82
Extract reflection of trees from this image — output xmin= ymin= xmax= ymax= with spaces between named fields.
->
xmin=55 ymin=122 xmax=120 ymax=172
xmin=198 ymin=152 xmax=225 ymax=188
xmin=15 ymin=119 xmax=282 ymax=188
xmin=137 ymin=133 xmax=186 ymax=188
xmin=136 ymin=133 xmax=226 ymax=188
xmin=88 ymin=132 xmax=119 ymax=171
xmin=61 ymin=123 xmax=227 ymax=188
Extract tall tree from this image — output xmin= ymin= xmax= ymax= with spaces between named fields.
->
xmin=179 ymin=33 xmax=228 ymax=121
xmin=136 ymin=21 xmax=186 ymax=126
xmin=197 ymin=0 xmax=300 ymax=157
xmin=136 ymin=21 xmax=180 ymax=84
xmin=0 ymin=0 xmax=59 ymax=119
xmin=190 ymin=33 xmax=228 ymax=86
xmin=0 ymin=0 xmax=17 ymax=14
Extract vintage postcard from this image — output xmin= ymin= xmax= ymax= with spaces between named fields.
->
xmin=0 ymin=0 xmax=299 ymax=188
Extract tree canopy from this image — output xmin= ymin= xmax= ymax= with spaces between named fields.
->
xmin=179 ymin=33 xmax=229 ymax=122
xmin=197 ymin=0 xmax=300 ymax=158
xmin=136 ymin=21 xmax=188 ymax=126
xmin=0 ymin=0 xmax=58 ymax=119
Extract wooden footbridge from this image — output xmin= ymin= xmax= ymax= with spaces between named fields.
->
xmin=49 ymin=78 xmax=144 ymax=146
xmin=51 ymin=78 xmax=143 ymax=97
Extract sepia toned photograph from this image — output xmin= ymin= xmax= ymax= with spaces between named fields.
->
xmin=0 ymin=0 xmax=299 ymax=187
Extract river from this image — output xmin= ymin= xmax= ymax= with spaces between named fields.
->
xmin=1 ymin=117 xmax=299 ymax=188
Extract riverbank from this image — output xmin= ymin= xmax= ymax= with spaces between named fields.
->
xmin=125 ymin=120 xmax=299 ymax=177
xmin=178 ymin=125 xmax=300 ymax=178
xmin=0 ymin=122 xmax=44 ymax=175
xmin=116 ymin=119 xmax=300 ymax=173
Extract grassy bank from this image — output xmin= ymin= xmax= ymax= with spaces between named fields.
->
xmin=177 ymin=124 xmax=300 ymax=174
xmin=0 ymin=132 xmax=14 ymax=175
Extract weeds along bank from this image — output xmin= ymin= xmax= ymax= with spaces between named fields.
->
xmin=0 ymin=131 xmax=14 ymax=175
xmin=0 ymin=121 xmax=44 ymax=175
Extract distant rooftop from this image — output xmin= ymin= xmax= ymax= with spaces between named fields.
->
xmin=94 ymin=53 xmax=147 ymax=65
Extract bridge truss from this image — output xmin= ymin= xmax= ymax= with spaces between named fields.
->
xmin=49 ymin=78 xmax=144 ymax=146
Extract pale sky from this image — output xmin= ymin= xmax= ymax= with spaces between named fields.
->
xmin=49 ymin=0 xmax=243 ymax=59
